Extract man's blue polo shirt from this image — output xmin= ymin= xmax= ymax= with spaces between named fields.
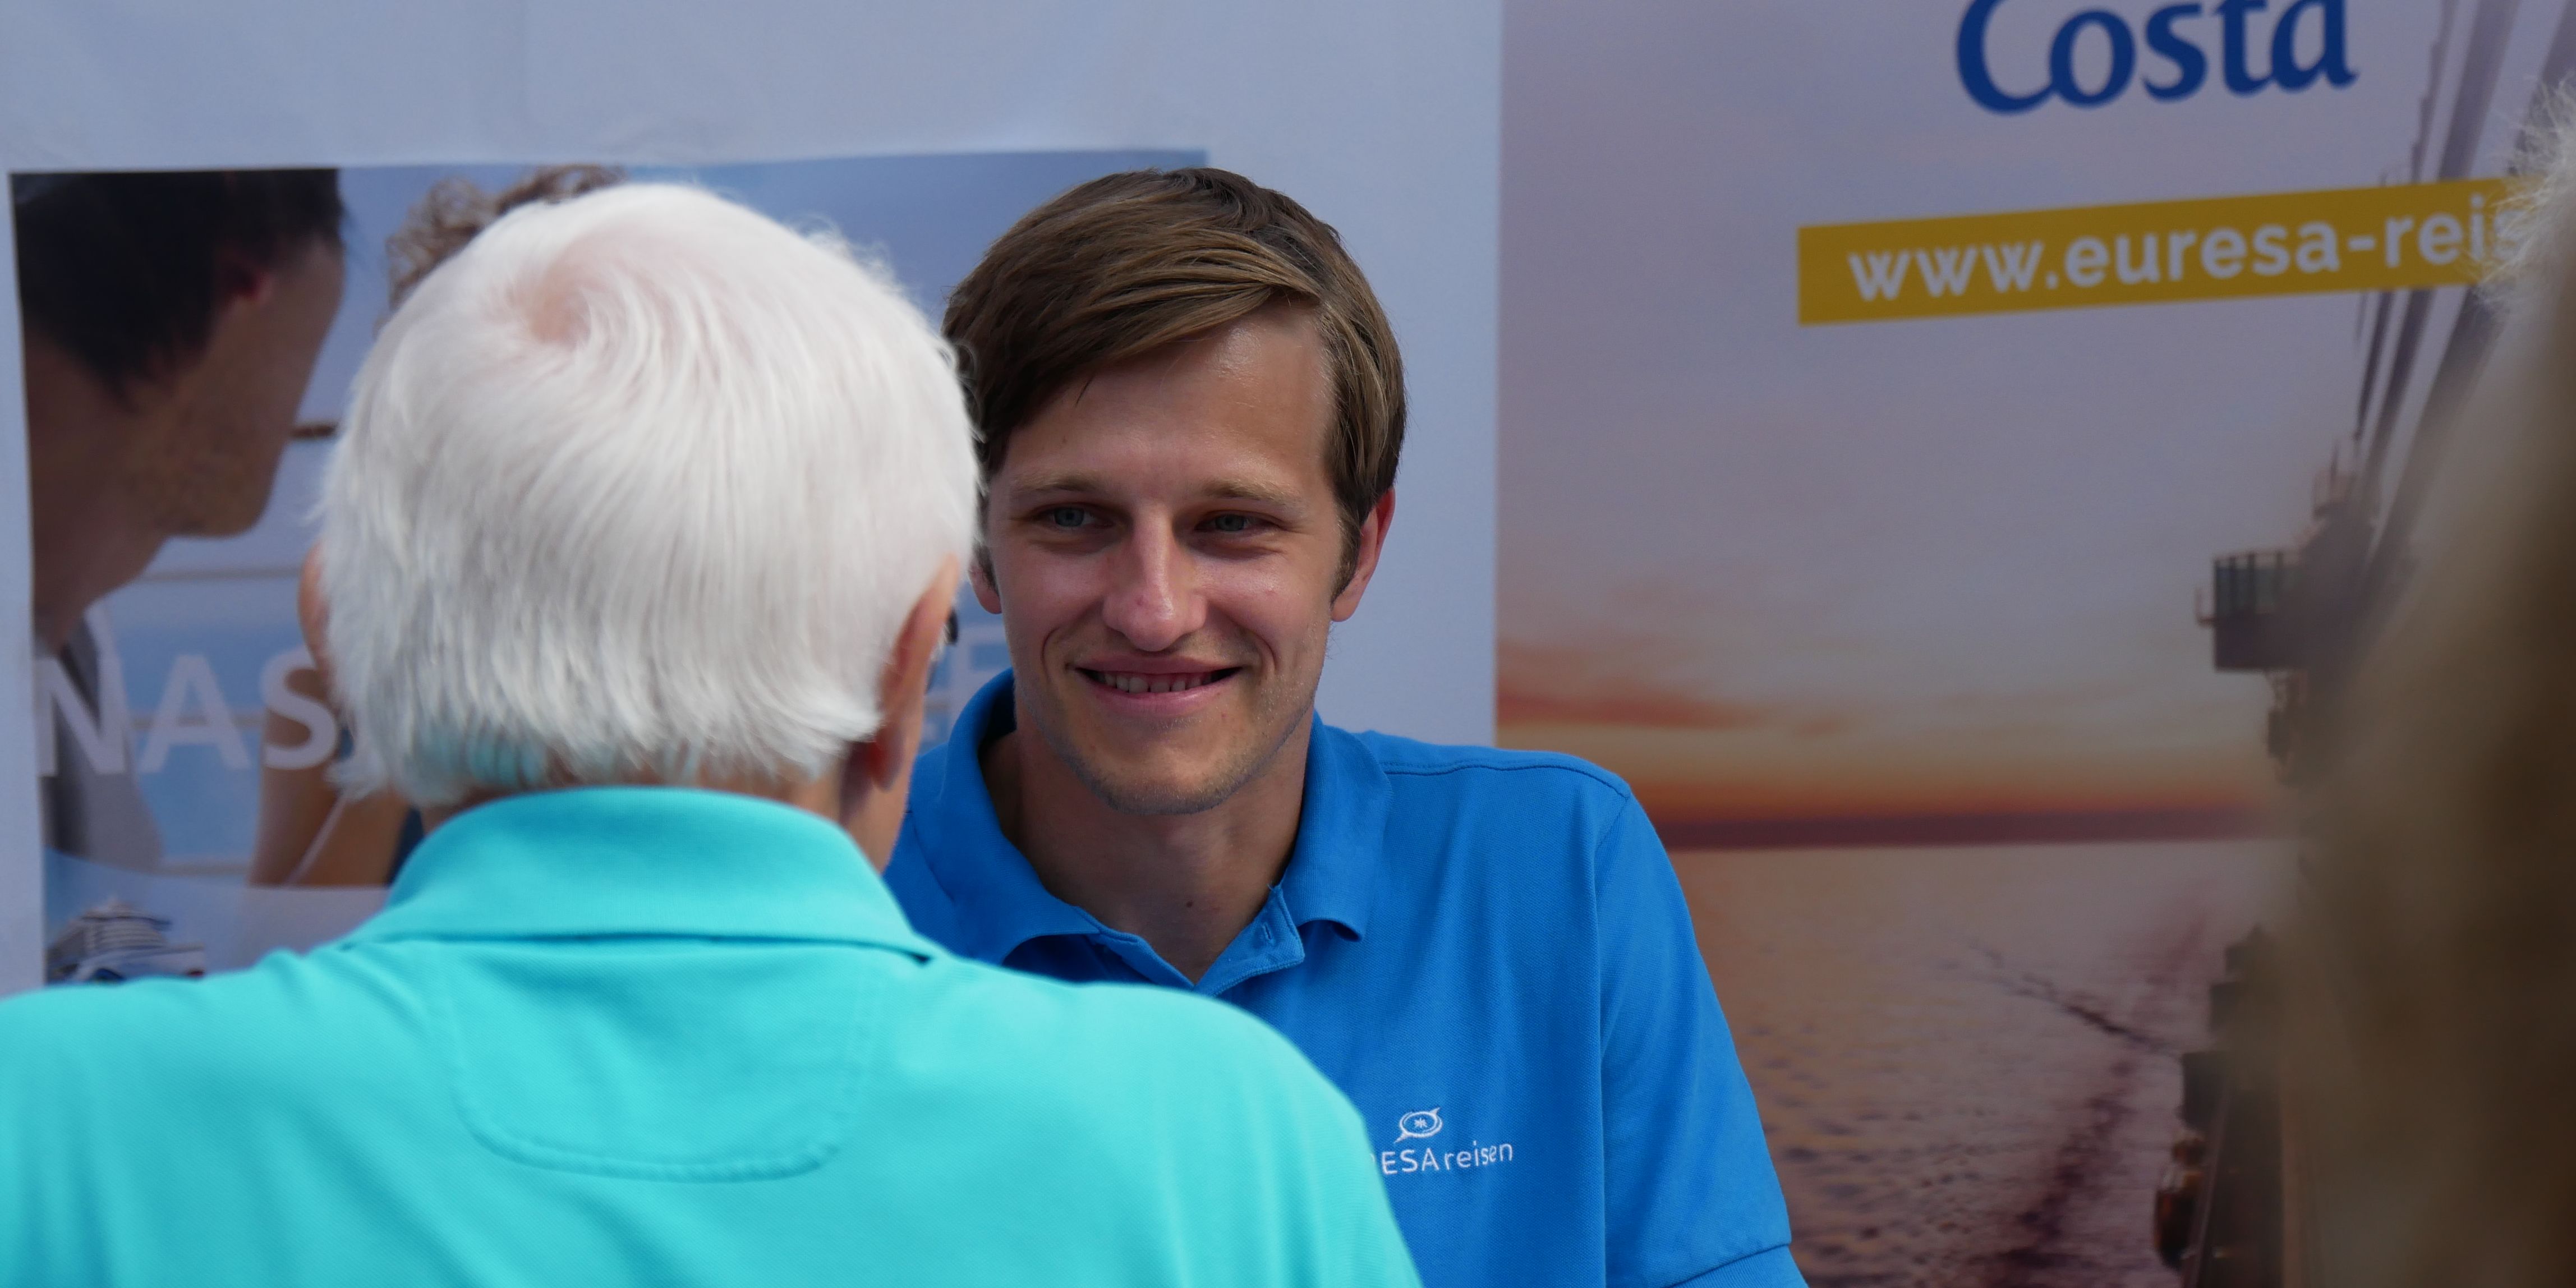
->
xmin=0 ymin=786 xmax=1419 ymax=1288
xmin=888 ymin=674 xmax=1802 ymax=1288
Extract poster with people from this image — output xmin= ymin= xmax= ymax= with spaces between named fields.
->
xmin=19 ymin=149 xmax=1189 ymax=985
xmin=1500 ymin=0 xmax=2565 ymax=1282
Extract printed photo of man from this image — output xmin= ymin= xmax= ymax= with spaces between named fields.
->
xmin=20 ymin=169 xmax=345 ymax=878
xmin=886 ymin=169 xmax=1803 ymax=1288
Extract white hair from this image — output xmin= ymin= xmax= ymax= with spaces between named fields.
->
xmin=320 ymin=182 xmax=976 ymax=807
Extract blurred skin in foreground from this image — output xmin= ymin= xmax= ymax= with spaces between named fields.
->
xmin=2300 ymin=113 xmax=2576 ymax=1288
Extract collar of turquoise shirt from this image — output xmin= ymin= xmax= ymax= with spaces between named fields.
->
xmin=350 ymin=785 xmax=935 ymax=955
xmin=904 ymin=671 xmax=1391 ymax=968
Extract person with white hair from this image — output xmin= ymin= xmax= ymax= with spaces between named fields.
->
xmin=0 ymin=182 xmax=1419 ymax=1287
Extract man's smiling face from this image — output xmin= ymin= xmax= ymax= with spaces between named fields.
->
xmin=976 ymin=305 xmax=1383 ymax=816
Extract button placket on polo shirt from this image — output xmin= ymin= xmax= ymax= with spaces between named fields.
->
xmin=1194 ymin=888 xmax=1308 ymax=997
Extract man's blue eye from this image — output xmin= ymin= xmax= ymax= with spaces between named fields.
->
xmin=1209 ymin=514 xmax=1253 ymax=533
xmin=1043 ymin=507 xmax=1087 ymax=528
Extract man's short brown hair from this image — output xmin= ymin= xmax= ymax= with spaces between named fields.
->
xmin=944 ymin=168 xmax=1405 ymax=582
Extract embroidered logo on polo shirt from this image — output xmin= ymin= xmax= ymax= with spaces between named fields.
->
xmin=1379 ymin=1107 xmax=1515 ymax=1177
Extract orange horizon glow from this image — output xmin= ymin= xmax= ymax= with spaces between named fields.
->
xmin=1499 ymin=637 xmax=2280 ymax=845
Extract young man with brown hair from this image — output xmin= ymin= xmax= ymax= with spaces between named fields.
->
xmin=887 ymin=168 xmax=1802 ymax=1288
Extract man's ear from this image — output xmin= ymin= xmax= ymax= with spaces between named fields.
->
xmin=1331 ymin=489 xmax=1396 ymax=623
xmin=213 ymin=246 xmax=280 ymax=309
xmin=839 ymin=557 xmax=960 ymax=867
xmin=969 ymin=548 xmax=1002 ymax=614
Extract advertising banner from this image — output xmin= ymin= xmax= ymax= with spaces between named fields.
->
xmin=1502 ymin=1 xmax=2566 ymax=1282
xmin=20 ymin=151 xmax=1189 ymax=985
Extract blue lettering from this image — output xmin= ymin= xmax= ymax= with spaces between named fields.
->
xmin=1957 ymin=0 xmax=2052 ymax=113
xmin=2050 ymin=10 xmax=2136 ymax=107
xmin=2142 ymin=3 xmax=2207 ymax=99
xmin=2270 ymin=0 xmax=2353 ymax=90
xmin=2216 ymin=0 xmax=2269 ymax=94
xmin=1958 ymin=0 xmax=2347 ymax=112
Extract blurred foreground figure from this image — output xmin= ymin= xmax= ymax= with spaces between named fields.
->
xmin=2303 ymin=116 xmax=2576 ymax=1288
xmin=0 ymin=183 xmax=1417 ymax=1287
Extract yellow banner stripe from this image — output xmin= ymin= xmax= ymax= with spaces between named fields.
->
xmin=1798 ymin=179 xmax=2513 ymax=325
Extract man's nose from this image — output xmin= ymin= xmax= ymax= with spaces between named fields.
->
xmin=1101 ymin=525 xmax=1206 ymax=652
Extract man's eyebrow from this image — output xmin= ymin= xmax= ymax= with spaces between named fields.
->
xmin=1009 ymin=473 xmax=1308 ymax=509
xmin=1204 ymin=480 xmax=1305 ymax=508
xmin=1012 ymin=471 xmax=1115 ymax=496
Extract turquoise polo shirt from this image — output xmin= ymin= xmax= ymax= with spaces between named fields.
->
xmin=888 ymin=675 xmax=1802 ymax=1288
xmin=0 ymin=787 xmax=1420 ymax=1288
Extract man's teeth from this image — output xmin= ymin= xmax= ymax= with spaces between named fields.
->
xmin=1102 ymin=671 xmax=1218 ymax=694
